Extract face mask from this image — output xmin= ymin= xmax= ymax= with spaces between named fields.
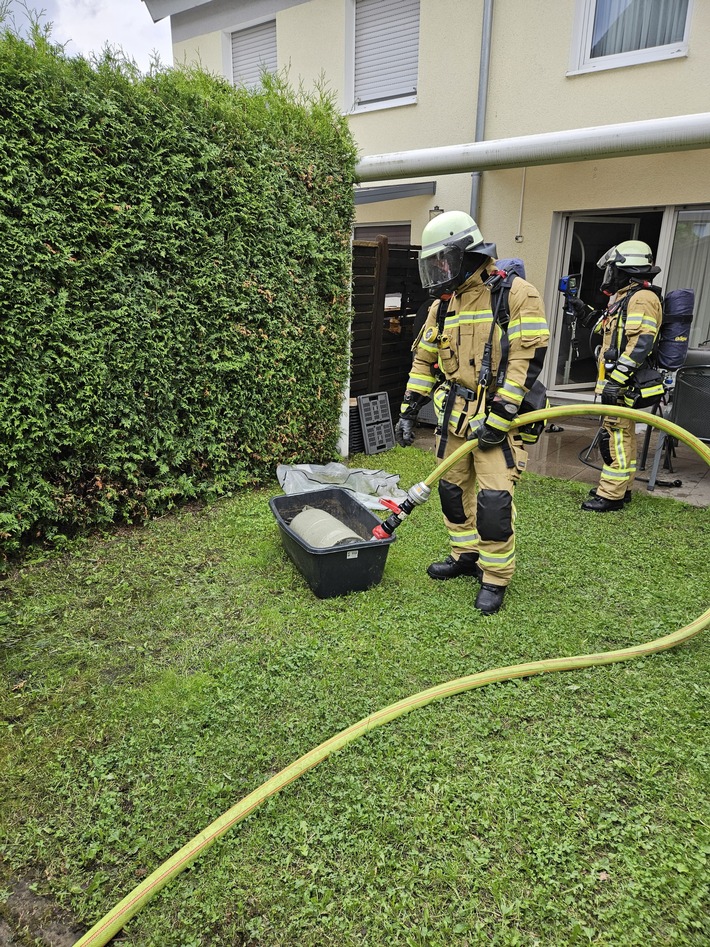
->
xmin=600 ymin=264 xmax=627 ymax=295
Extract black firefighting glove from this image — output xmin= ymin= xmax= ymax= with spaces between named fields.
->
xmin=600 ymin=379 xmax=624 ymax=406
xmin=395 ymin=391 xmax=430 ymax=447
xmin=567 ymin=297 xmax=598 ymax=329
xmin=472 ymin=396 xmax=515 ymax=450
xmin=476 ymin=421 xmax=508 ymax=451
xmin=567 ymin=297 xmax=587 ymax=318
xmin=395 ymin=417 xmax=416 ymax=447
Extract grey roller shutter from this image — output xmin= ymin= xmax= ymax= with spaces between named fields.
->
xmin=231 ymin=20 xmax=277 ymax=88
xmin=354 ymin=224 xmax=412 ymax=244
xmin=355 ymin=0 xmax=419 ymax=106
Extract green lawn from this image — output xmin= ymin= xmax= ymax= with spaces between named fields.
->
xmin=1 ymin=446 xmax=709 ymax=946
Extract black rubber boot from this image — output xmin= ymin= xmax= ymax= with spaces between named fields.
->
xmin=427 ymin=553 xmax=482 ymax=581
xmin=588 ymin=487 xmax=632 ymax=504
xmin=475 ymin=583 xmax=506 ymax=616
xmin=581 ymin=494 xmax=625 ymax=512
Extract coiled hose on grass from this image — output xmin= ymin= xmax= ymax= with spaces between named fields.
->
xmin=74 ymin=405 xmax=710 ymax=947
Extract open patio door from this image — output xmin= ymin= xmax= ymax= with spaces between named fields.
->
xmin=550 ymin=216 xmax=640 ymax=391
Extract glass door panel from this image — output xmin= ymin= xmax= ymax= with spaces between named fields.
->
xmin=552 ymin=217 xmax=639 ymax=389
xmin=666 ymin=209 xmax=710 ymax=347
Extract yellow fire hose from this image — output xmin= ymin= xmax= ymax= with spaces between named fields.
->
xmin=74 ymin=404 xmax=710 ymax=947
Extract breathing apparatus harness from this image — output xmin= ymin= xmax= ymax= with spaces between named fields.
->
xmin=434 ymin=268 xmax=508 ymax=459
xmin=600 ymin=278 xmax=666 ymax=409
xmin=435 ymin=267 xmax=547 ymax=460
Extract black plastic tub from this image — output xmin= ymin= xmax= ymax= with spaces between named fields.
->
xmin=269 ymin=487 xmax=396 ymax=598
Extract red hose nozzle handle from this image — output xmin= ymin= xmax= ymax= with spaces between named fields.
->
xmin=371 ymin=496 xmax=415 ymax=539
xmin=379 ymin=498 xmax=402 ymax=514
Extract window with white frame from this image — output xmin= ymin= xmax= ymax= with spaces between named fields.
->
xmin=352 ymin=0 xmax=419 ymax=112
xmin=569 ymin=0 xmax=693 ymax=75
xmin=666 ymin=208 xmax=710 ymax=348
xmin=231 ymin=20 xmax=277 ymax=88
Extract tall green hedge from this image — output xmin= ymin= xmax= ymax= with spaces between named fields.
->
xmin=0 ymin=28 xmax=357 ymax=557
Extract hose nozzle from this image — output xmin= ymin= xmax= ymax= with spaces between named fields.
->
xmin=372 ymin=497 xmax=415 ymax=538
xmin=371 ymin=483 xmax=432 ymax=539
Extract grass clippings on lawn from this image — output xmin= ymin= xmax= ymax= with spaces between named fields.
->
xmin=1 ymin=446 xmax=709 ymax=947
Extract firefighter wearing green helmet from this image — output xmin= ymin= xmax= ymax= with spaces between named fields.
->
xmin=577 ymin=239 xmax=663 ymax=512
xmin=395 ymin=210 xmax=549 ymax=615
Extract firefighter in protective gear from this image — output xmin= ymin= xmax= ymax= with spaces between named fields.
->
xmin=397 ymin=211 xmax=549 ymax=615
xmin=581 ymin=240 xmax=663 ymax=512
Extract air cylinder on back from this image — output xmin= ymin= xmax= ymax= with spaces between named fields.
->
xmin=658 ymin=289 xmax=695 ymax=370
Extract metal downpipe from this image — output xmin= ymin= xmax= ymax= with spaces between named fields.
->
xmin=469 ymin=0 xmax=494 ymax=220
xmin=73 ymin=405 xmax=710 ymax=947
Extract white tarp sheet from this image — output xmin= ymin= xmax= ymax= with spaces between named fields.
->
xmin=276 ymin=462 xmax=407 ymax=511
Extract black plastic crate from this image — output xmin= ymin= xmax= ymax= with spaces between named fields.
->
xmin=348 ymin=404 xmax=366 ymax=455
xmin=357 ymin=392 xmax=395 ymax=454
xmin=269 ymin=487 xmax=396 ymax=598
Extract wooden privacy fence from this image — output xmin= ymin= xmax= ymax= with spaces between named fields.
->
xmin=350 ymin=238 xmax=429 ymax=448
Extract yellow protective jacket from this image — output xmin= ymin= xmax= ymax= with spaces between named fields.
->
xmin=594 ymin=283 xmax=663 ymax=394
xmin=406 ymin=262 xmax=548 ymax=436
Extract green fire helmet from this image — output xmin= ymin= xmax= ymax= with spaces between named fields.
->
xmin=418 ymin=210 xmax=497 ymax=294
xmin=597 ymin=240 xmax=655 ymax=293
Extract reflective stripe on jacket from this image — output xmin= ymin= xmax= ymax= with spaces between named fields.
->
xmin=407 ymin=262 xmax=549 ymax=432
xmin=595 ymin=285 xmax=663 ymax=393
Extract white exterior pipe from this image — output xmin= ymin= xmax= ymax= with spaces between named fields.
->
xmin=356 ymin=112 xmax=710 ymax=182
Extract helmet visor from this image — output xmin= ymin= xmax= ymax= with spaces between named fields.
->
xmin=597 ymin=247 xmax=620 ymax=270
xmin=418 ymin=245 xmax=463 ymax=290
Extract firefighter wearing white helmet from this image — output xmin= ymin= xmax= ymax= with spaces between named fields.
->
xmin=395 ymin=210 xmax=549 ymax=615
xmin=580 ymin=239 xmax=663 ymax=512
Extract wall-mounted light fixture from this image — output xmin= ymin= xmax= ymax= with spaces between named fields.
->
xmin=429 ymin=205 xmax=444 ymax=220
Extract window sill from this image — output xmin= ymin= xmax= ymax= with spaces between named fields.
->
xmin=348 ymin=94 xmax=417 ymax=115
xmin=567 ymin=44 xmax=688 ymax=76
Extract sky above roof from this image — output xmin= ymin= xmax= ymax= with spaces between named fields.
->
xmin=5 ymin=0 xmax=173 ymax=72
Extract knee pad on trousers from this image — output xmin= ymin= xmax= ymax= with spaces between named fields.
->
xmin=477 ymin=490 xmax=513 ymax=542
xmin=599 ymin=430 xmax=613 ymax=466
xmin=438 ymin=479 xmax=466 ymax=524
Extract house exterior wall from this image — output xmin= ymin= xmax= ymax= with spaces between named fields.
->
xmin=486 ymin=0 xmax=709 ymax=136
xmin=169 ymin=0 xmax=710 ymax=271
xmin=483 ymin=150 xmax=710 ymax=309
xmin=163 ymin=0 xmax=710 ymax=396
xmin=170 ymin=0 xmax=482 ymax=250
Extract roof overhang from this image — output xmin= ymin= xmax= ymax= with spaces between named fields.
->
xmin=142 ymin=0 xmax=213 ymax=22
xmin=354 ymin=181 xmax=436 ymax=205
xmin=355 ymin=112 xmax=710 ymax=182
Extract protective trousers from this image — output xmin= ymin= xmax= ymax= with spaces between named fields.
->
xmin=436 ymin=429 xmax=526 ymax=586
xmin=598 ymin=414 xmax=637 ymax=500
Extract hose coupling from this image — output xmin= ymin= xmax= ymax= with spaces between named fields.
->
xmin=407 ymin=482 xmax=431 ymax=505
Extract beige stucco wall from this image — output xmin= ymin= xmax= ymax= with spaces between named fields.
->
xmin=170 ymin=0 xmax=710 ymax=290
xmin=171 ymin=0 xmax=710 ymax=174
xmin=170 ymin=0 xmax=482 ymax=241
xmin=277 ymin=0 xmax=346 ymax=104
xmin=355 ymin=0 xmax=710 ymax=253
xmin=173 ymin=31 xmax=224 ymax=75
xmin=482 ymin=149 xmax=710 ymax=294
xmin=172 ymin=0 xmax=710 ymax=127
xmin=486 ymin=0 xmax=710 ymax=137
